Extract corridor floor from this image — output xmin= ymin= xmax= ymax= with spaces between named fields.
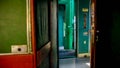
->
xmin=59 ymin=57 xmax=90 ymax=68
xmin=59 ymin=49 xmax=76 ymax=59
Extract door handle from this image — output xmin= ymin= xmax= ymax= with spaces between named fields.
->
xmin=96 ymin=30 xmax=99 ymax=42
xmin=96 ymin=35 xmax=98 ymax=41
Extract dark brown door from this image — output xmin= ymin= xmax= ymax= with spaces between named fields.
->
xmin=96 ymin=0 xmax=113 ymax=67
xmin=96 ymin=0 xmax=120 ymax=68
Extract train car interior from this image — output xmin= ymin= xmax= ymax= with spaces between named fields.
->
xmin=1 ymin=0 xmax=120 ymax=68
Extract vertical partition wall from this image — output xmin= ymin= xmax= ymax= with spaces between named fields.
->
xmin=0 ymin=0 xmax=56 ymax=68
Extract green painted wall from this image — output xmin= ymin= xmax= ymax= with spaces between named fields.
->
xmin=0 ymin=0 xmax=27 ymax=53
xmin=64 ymin=0 xmax=74 ymax=49
xmin=58 ymin=5 xmax=64 ymax=47
xmin=58 ymin=0 xmax=68 ymax=4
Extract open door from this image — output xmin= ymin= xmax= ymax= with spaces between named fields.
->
xmin=95 ymin=0 xmax=113 ymax=67
xmin=96 ymin=0 xmax=120 ymax=67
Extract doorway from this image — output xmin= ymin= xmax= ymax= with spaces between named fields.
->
xmin=58 ymin=0 xmax=76 ymax=59
xmin=58 ymin=0 xmax=95 ymax=68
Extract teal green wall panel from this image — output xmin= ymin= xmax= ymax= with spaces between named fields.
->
xmin=78 ymin=0 xmax=90 ymax=54
xmin=64 ymin=0 xmax=74 ymax=49
xmin=0 ymin=0 xmax=27 ymax=53
xmin=58 ymin=5 xmax=64 ymax=47
xmin=58 ymin=0 xmax=68 ymax=4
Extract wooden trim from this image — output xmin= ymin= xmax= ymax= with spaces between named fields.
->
xmin=0 ymin=54 xmax=34 ymax=68
xmin=90 ymin=0 xmax=96 ymax=68
xmin=26 ymin=0 xmax=32 ymax=53
xmin=30 ymin=0 xmax=36 ymax=68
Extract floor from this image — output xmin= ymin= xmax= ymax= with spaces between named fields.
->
xmin=59 ymin=49 xmax=76 ymax=59
xmin=59 ymin=57 xmax=90 ymax=68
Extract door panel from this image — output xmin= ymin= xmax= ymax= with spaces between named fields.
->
xmin=78 ymin=0 xmax=90 ymax=57
xmin=0 ymin=0 xmax=31 ymax=53
xmin=95 ymin=0 xmax=120 ymax=67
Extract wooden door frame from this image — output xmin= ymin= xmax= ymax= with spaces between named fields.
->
xmin=90 ymin=0 xmax=96 ymax=68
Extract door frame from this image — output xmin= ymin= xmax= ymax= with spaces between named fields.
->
xmin=90 ymin=0 xmax=96 ymax=68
